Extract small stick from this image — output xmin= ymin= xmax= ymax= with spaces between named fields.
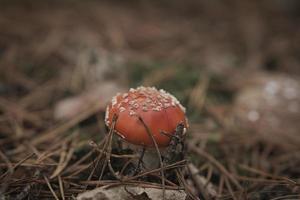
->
xmin=218 ymin=175 xmax=225 ymax=197
xmin=120 ymin=157 xmax=136 ymax=177
xmin=58 ymin=175 xmax=65 ymax=200
xmin=87 ymin=114 xmax=118 ymax=186
xmin=134 ymin=147 xmax=146 ymax=175
xmin=224 ymin=177 xmax=237 ymax=200
xmin=50 ymin=141 xmax=75 ymax=179
xmin=98 ymin=159 xmax=108 ymax=182
xmin=176 ymin=168 xmax=199 ymax=200
xmin=63 ymin=150 xmax=94 ymax=174
xmin=153 ymin=174 xmax=178 ymax=186
xmin=86 ymin=152 xmax=104 ymax=190
xmin=124 ymin=160 xmax=187 ymax=182
xmin=189 ymin=143 xmax=242 ymax=190
xmin=32 ymin=101 xmax=101 ymax=147
xmin=15 ymin=169 xmax=40 ymax=200
xmin=0 ymin=149 xmax=13 ymax=175
xmin=106 ymin=115 xmax=121 ymax=180
xmin=43 ymin=175 xmax=59 ymax=200
xmin=187 ymin=163 xmax=217 ymax=199
xmin=238 ymin=164 xmax=298 ymax=186
xmin=90 ymin=141 xmax=138 ymax=159
xmin=0 ymin=153 xmax=34 ymax=180
xmin=205 ymin=164 xmax=213 ymax=188
xmin=138 ymin=116 xmax=165 ymax=200
xmin=81 ymin=160 xmax=187 ymax=186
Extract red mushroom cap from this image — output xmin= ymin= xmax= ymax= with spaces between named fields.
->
xmin=105 ymin=86 xmax=188 ymax=147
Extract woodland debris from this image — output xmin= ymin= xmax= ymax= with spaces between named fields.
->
xmin=77 ymin=186 xmax=187 ymax=200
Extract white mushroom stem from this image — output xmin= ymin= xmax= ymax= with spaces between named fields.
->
xmin=119 ymin=140 xmax=166 ymax=170
xmin=140 ymin=148 xmax=167 ymax=170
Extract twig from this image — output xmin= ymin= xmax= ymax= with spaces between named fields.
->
xmin=0 ymin=149 xmax=13 ymax=195
xmin=138 ymin=116 xmax=166 ymax=200
xmin=0 ymin=97 xmax=42 ymax=127
xmin=0 ymin=153 xmax=34 ymax=180
xmin=106 ymin=114 xmax=121 ymax=180
xmin=58 ymin=175 xmax=65 ymax=200
xmin=86 ymin=114 xmax=119 ymax=187
xmin=113 ymin=160 xmax=187 ymax=185
xmin=189 ymin=143 xmax=242 ymax=190
xmin=218 ymin=175 xmax=225 ymax=197
xmin=235 ymin=175 xmax=295 ymax=184
xmin=134 ymin=146 xmax=146 ymax=175
xmin=187 ymin=163 xmax=217 ymax=199
xmin=0 ymin=149 xmax=13 ymax=178
xmin=36 ymin=133 xmax=77 ymax=164
xmin=224 ymin=176 xmax=237 ymax=200
xmin=270 ymin=194 xmax=300 ymax=200
xmin=238 ymin=164 xmax=298 ymax=186
xmin=89 ymin=141 xmax=138 ymax=159
xmin=32 ymin=102 xmax=101 ymax=146
xmin=98 ymin=159 xmax=108 ymax=182
xmin=151 ymin=174 xmax=178 ymax=187
xmin=86 ymin=153 xmax=102 ymax=189
xmin=50 ymin=139 xmax=75 ymax=179
xmin=120 ymin=158 xmax=136 ymax=177
xmin=43 ymin=175 xmax=59 ymax=200
xmin=15 ymin=170 xmax=40 ymax=200
xmin=63 ymin=150 xmax=94 ymax=175
xmin=176 ymin=168 xmax=200 ymax=200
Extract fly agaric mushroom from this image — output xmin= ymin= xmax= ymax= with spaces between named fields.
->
xmin=105 ymin=86 xmax=188 ymax=148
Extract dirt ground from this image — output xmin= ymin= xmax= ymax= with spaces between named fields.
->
xmin=0 ymin=0 xmax=300 ymax=199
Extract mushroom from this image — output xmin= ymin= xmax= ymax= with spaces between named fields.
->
xmin=105 ymin=86 xmax=188 ymax=199
xmin=105 ymin=86 xmax=189 ymax=171
xmin=105 ymin=86 xmax=189 ymax=148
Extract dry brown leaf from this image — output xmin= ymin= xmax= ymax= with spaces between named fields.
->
xmin=77 ymin=186 xmax=187 ymax=200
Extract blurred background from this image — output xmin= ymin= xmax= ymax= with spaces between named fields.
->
xmin=0 ymin=0 xmax=300 ymax=199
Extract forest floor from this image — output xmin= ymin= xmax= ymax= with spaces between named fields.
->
xmin=0 ymin=0 xmax=300 ymax=199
